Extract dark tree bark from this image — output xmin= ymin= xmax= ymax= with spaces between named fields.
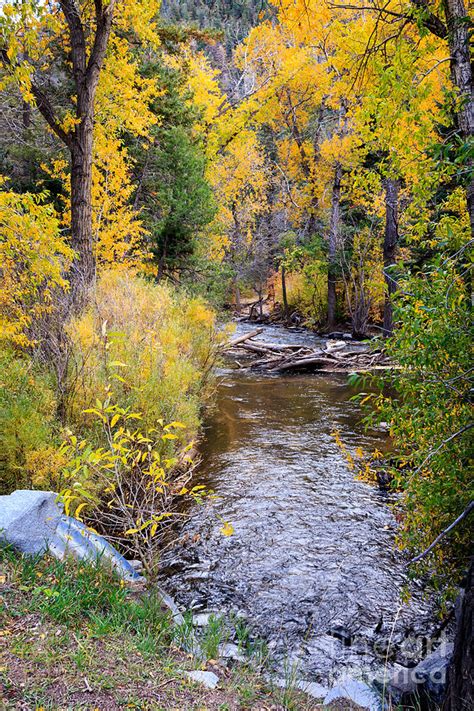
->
xmin=444 ymin=0 xmax=474 ymax=239
xmin=234 ymin=281 xmax=241 ymax=314
xmin=443 ymin=559 xmax=474 ymax=710
xmin=382 ymin=177 xmax=399 ymax=335
xmin=69 ymin=116 xmax=95 ymax=297
xmin=60 ymin=0 xmax=117 ymax=304
xmin=328 ymin=162 xmax=342 ymax=328
xmin=281 ymin=263 xmax=288 ymax=317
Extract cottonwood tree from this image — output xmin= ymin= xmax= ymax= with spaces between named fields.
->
xmin=331 ymin=0 xmax=473 ymax=238
xmin=1 ymin=0 xmax=121 ymax=306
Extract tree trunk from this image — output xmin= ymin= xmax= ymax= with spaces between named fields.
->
xmin=443 ymin=559 xmax=473 ymax=710
xmin=69 ymin=112 xmax=95 ymax=304
xmin=27 ymin=0 xmax=117 ymax=307
xmin=328 ymin=163 xmax=342 ymax=328
xmin=157 ymin=252 xmax=166 ymax=281
xmin=382 ymin=177 xmax=399 ymax=335
xmin=281 ymin=264 xmax=288 ymax=316
xmin=444 ymin=0 xmax=474 ymax=239
xmin=234 ymin=282 xmax=241 ymax=314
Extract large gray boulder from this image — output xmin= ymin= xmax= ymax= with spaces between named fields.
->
xmin=387 ymin=642 xmax=454 ymax=708
xmin=0 ymin=490 xmax=62 ymax=554
xmin=0 ymin=489 xmax=142 ymax=583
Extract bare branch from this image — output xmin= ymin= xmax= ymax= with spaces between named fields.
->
xmin=30 ymin=81 xmax=74 ymax=148
xmin=410 ymin=501 xmax=474 ymax=564
xmin=410 ymin=423 xmax=474 ymax=479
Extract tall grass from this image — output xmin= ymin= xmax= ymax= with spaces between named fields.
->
xmin=67 ymin=270 xmax=220 ymax=445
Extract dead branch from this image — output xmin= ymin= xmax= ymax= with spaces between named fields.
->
xmin=409 ymin=501 xmax=474 ymax=565
xmin=225 ymin=328 xmax=263 ymax=349
xmin=226 ymin=332 xmax=390 ymax=373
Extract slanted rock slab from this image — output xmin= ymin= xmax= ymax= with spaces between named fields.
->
xmin=0 ymin=490 xmax=62 ymax=555
xmin=183 ymin=670 xmax=220 ymax=689
xmin=324 ymin=679 xmax=381 ymax=711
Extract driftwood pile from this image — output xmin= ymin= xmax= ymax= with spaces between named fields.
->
xmin=225 ymin=328 xmax=391 ymax=373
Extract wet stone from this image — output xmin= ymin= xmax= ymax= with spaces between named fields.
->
xmin=218 ymin=643 xmax=246 ymax=662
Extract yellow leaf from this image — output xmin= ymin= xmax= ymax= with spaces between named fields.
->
xmin=75 ymin=502 xmax=88 ymax=521
xmin=220 ymin=521 xmax=234 ymax=537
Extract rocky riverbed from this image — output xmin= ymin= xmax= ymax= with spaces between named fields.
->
xmin=159 ymin=324 xmax=448 ymax=692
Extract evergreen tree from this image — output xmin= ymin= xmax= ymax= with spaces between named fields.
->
xmin=132 ymin=59 xmax=216 ymax=278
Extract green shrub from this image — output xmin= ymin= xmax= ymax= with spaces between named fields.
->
xmin=0 ymin=348 xmax=59 ymax=493
xmin=362 ymin=259 xmax=473 ymax=591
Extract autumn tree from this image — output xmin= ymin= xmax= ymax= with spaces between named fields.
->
xmin=1 ymin=0 xmax=161 ymax=305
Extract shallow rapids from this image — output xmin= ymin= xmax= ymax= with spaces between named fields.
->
xmin=160 ymin=323 xmax=436 ymax=686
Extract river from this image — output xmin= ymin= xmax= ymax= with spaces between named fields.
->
xmin=160 ymin=323 xmax=436 ymax=687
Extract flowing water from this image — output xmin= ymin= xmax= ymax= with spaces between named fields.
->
xmin=160 ymin=323 xmax=436 ymax=686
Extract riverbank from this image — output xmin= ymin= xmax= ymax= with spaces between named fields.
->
xmin=0 ymin=548 xmax=366 ymax=710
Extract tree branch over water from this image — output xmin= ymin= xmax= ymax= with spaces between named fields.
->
xmin=410 ymin=501 xmax=474 ymax=564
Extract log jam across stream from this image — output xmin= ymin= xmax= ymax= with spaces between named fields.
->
xmin=160 ymin=323 xmax=438 ymax=687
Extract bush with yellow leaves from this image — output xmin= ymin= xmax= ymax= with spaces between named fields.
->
xmin=0 ymin=183 xmax=73 ymax=348
xmin=66 ymin=270 xmax=220 ymax=447
xmin=59 ymin=395 xmax=210 ymax=577
xmin=0 ymin=348 xmax=60 ymax=494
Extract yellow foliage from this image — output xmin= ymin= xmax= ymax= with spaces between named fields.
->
xmin=186 ymin=52 xmax=227 ymax=135
xmin=0 ymin=183 xmax=73 ymax=346
xmin=26 ymin=446 xmax=67 ymax=490
xmin=67 ymin=270 xmax=220 ymax=443
xmin=0 ymin=348 xmax=59 ymax=493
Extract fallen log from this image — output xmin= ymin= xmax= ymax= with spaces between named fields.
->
xmin=225 ymin=328 xmax=263 ymax=349
xmin=225 ymin=329 xmax=391 ymax=372
xmin=273 ymin=356 xmax=343 ymax=372
xmin=249 ymin=341 xmax=309 ymax=352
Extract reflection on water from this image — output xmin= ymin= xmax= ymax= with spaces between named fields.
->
xmin=161 ymin=324 xmax=434 ymax=683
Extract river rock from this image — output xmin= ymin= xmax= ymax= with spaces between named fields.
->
xmin=324 ymin=679 xmax=381 ymax=710
xmin=183 ymin=670 xmax=220 ymax=689
xmin=386 ymin=663 xmax=418 ymax=700
xmin=218 ymin=642 xmax=246 ymax=662
xmin=295 ymin=679 xmax=330 ymax=699
xmin=269 ymin=676 xmax=329 ymax=700
xmin=415 ymin=642 xmax=453 ymax=700
xmin=327 ymin=624 xmax=354 ymax=647
xmin=193 ymin=612 xmax=213 ymax=627
xmin=387 ymin=642 xmax=454 ymax=707
xmin=0 ymin=490 xmax=62 ymax=554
